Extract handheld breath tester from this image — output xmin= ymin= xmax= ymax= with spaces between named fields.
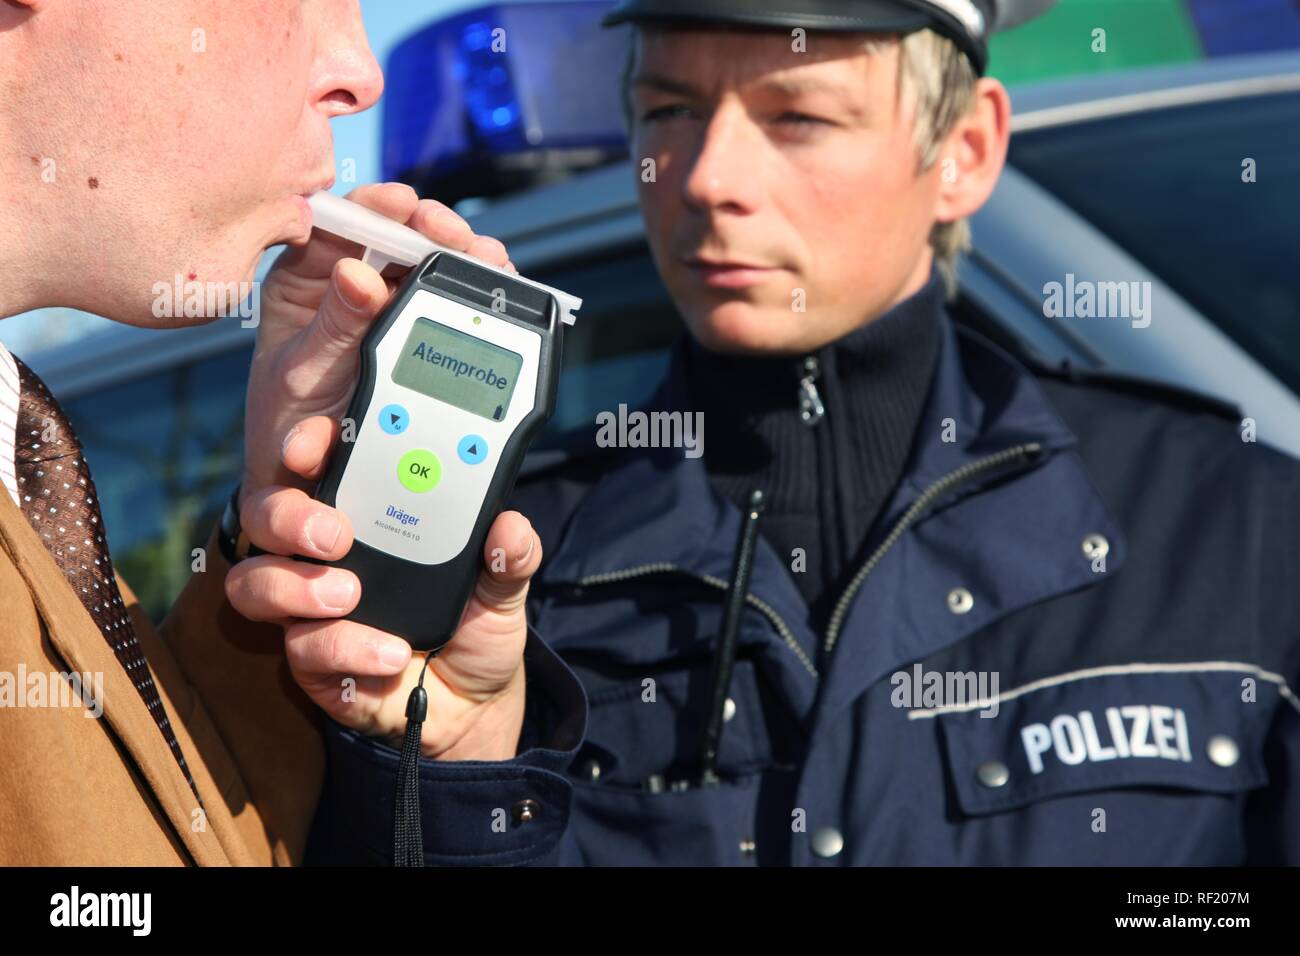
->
xmin=305 ymin=192 xmax=581 ymax=652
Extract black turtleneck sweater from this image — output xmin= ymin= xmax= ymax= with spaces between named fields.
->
xmin=684 ymin=270 xmax=945 ymax=634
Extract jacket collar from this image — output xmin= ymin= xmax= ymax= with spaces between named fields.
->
xmin=543 ymin=301 xmax=1085 ymax=582
xmin=0 ymin=484 xmax=233 ymax=865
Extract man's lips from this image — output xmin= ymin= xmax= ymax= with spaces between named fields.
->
xmin=290 ymin=177 xmax=335 ymax=234
xmin=299 ymin=171 xmax=338 ymax=200
xmin=683 ymin=257 xmax=779 ymax=289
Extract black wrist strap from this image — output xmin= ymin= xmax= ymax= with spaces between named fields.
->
xmin=394 ymin=649 xmax=439 ymax=867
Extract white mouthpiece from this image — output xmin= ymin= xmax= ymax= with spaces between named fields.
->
xmin=307 ymin=191 xmax=581 ymax=326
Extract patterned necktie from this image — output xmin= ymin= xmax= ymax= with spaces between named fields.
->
xmin=11 ymin=355 xmax=198 ymax=799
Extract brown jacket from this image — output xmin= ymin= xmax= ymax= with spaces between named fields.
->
xmin=0 ymin=483 xmax=325 ymax=865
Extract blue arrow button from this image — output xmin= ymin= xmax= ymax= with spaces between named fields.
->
xmin=457 ymin=434 xmax=488 ymax=465
xmin=378 ymin=404 xmax=409 ymax=435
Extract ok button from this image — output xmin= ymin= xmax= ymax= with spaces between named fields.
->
xmin=397 ymin=449 xmax=441 ymax=493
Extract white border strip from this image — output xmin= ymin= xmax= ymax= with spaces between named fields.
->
xmin=1012 ymin=74 xmax=1300 ymax=133
xmin=926 ymin=0 xmax=985 ymax=37
xmin=0 ymin=342 xmax=20 ymax=508
xmin=906 ymin=661 xmax=1300 ymax=720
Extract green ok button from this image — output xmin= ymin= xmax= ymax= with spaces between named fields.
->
xmin=397 ymin=449 xmax=441 ymax=493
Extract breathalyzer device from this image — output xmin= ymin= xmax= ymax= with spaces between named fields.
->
xmin=304 ymin=192 xmax=581 ymax=652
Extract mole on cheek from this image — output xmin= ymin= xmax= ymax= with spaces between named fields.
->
xmin=114 ymin=53 xmax=124 ymax=62
xmin=88 ymin=177 xmax=99 ymax=189
xmin=187 ymin=271 xmax=198 ymax=281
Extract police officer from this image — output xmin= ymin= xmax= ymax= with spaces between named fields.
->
xmin=309 ymin=0 xmax=1300 ymax=865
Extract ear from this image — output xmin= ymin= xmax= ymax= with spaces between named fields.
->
xmin=932 ymin=77 xmax=1011 ymax=224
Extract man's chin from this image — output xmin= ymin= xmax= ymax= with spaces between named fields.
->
xmin=129 ymin=263 xmax=263 ymax=330
xmin=687 ymin=307 xmax=809 ymax=357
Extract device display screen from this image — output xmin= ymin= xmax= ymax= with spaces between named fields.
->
xmin=391 ymin=317 xmax=523 ymax=422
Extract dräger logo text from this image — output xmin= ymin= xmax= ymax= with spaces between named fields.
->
xmin=385 ymin=505 xmax=420 ymax=527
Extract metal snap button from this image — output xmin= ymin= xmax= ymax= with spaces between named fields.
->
xmin=723 ymin=697 xmax=736 ymax=722
xmin=947 ymin=587 xmax=974 ymax=615
xmin=811 ymin=826 xmax=844 ymax=859
xmin=1082 ymin=533 xmax=1110 ymax=560
xmin=513 ymin=799 xmax=541 ymax=823
xmin=1206 ymin=734 xmax=1240 ymax=768
xmin=976 ymin=761 xmax=1010 ymax=788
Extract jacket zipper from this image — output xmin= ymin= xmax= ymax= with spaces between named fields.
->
xmin=822 ymin=441 xmax=1044 ymax=657
xmin=797 ymin=356 xmax=825 ymax=426
xmin=571 ymin=442 xmax=1045 ymax=680
xmin=802 ymin=350 xmax=849 ymax=598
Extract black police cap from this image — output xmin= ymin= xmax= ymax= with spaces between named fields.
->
xmin=600 ymin=0 xmax=1058 ymax=75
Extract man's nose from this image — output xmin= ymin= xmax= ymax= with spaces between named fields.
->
xmin=310 ymin=3 xmax=385 ymax=117
xmin=681 ymin=102 xmax=762 ymax=214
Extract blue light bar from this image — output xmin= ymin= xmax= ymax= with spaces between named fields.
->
xmin=383 ymin=1 xmax=630 ymax=196
xmin=1186 ymin=0 xmax=1300 ymax=58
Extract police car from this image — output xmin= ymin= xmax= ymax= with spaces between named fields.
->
xmin=24 ymin=1 xmax=1300 ymax=621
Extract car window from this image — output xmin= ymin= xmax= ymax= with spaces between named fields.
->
xmin=61 ymin=346 xmax=251 ymax=621
xmin=532 ymin=248 xmax=681 ymax=441
xmin=1008 ymin=90 xmax=1300 ymax=397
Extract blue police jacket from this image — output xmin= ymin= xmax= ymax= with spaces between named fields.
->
xmin=305 ymin=272 xmax=1300 ymax=866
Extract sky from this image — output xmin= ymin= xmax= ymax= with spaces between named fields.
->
xmin=3 ymin=0 xmax=513 ymax=354
xmin=332 ymin=0 xmax=478 ymax=186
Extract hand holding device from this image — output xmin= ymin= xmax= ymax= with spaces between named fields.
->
xmin=227 ymin=183 xmax=553 ymax=759
xmin=227 ymin=414 xmax=543 ymax=761
xmin=303 ymin=191 xmax=580 ymax=652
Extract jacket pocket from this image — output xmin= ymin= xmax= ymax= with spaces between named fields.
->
xmin=567 ymin=654 xmax=781 ymax=788
xmin=561 ymin=656 xmax=779 ymax=866
xmin=568 ymin=774 xmax=763 ymax=866
xmin=930 ymin=666 xmax=1276 ymax=816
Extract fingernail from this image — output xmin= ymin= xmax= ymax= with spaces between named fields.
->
xmin=305 ymin=512 xmax=343 ymax=555
xmin=514 ymin=533 xmax=535 ymax=570
xmin=378 ymin=642 xmax=409 ymax=669
xmin=281 ymin=424 xmax=303 ymax=462
xmin=315 ymin=573 xmax=356 ymax=612
xmin=335 ymin=266 xmax=369 ymax=311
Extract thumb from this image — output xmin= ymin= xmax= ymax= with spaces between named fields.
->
xmin=298 ymin=257 xmax=392 ymax=367
xmin=473 ymin=511 xmax=542 ymax=615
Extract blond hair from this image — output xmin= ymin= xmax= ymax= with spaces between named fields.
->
xmin=619 ymin=27 xmax=979 ymax=298
xmin=867 ymin=30 xmax=978 ymax=297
